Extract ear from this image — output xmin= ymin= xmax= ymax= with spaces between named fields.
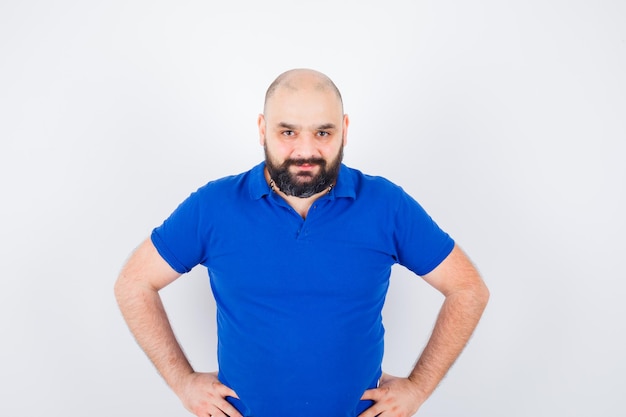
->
xmin=342 ymin=114 xmax=349 ymax=147
xmin=257 ymin=114 xmax=266 ymax=146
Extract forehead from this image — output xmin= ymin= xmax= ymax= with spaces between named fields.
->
xmin=265 ymin=85 xmax=343 ymax=125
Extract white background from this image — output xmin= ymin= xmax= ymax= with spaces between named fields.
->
xmin=1 ymin=1 xmax=624 ymax=416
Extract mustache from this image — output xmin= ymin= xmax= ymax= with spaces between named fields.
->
xmin=283 ymin=157 xmax=327 ymax=168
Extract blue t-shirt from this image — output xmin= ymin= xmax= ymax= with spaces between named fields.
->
xmin=151 ymin=162 xmax=454 ymax=417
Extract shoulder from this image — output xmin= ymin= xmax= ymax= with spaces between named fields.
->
xmin=192 ymin=163 xmax=263 ymax=201
xmin=165 ymin=164 xmax=263 ymax=224
xmin=340 ymin=165 xmax=407 ymax=201
xmin=340 ymin=166 xmax=436 ymax=226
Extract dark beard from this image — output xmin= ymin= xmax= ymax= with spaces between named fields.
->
xmin=265 ymin=147 xmax=343 ymax=198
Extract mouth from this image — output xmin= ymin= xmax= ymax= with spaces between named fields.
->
xmin=290 ymin=158 xmax=324 ymax=168
xmin=294 ymin=162 xmax=318 ymax=170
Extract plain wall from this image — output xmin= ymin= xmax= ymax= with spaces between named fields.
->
xmin=1 ymin=1 xmax=624 ymax=416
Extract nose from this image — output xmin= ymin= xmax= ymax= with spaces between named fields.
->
xmin=292 ymin=132 xmax=318 ymax=159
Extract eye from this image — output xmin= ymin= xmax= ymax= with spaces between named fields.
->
xmin=282 ymin=130 xmax=295 ymax=137
xmin=317 ymin=131 xmax=330 ymax=137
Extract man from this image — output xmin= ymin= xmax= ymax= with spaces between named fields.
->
xmin=115 ymin=68 xmax=489 ymax=417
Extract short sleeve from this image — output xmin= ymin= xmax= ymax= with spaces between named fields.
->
xmin=393 ymin=190 xmax=455 ymax=276
xmin=151 ymin=188 xmax=209 ymax=274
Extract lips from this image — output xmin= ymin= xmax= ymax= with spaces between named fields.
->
xmin=290 ymin=159 xmax=324 ymax=169
xmin=294 ymin=163 xmax=318 ymax=169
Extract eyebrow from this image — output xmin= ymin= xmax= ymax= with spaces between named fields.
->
xmin=278 ymin=122 xmax=298 ymax=130
xmin=276 ymin=122 xmax=337 ymax=131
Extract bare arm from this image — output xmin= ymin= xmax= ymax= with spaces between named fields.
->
xmin=360 ymin=244 xmax=489 ymax=416
xmin=114 ymin=238 xmax=241 ymax=417
xmin=408 ymin=244 xmax=489 ymax=398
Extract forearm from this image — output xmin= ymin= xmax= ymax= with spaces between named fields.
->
xmin=408 ymin=283 xmax=489 ymax=399
xmin=115 ymin=280 xmax=193 ymax=394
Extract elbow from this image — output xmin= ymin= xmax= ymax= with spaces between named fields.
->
xmin=113 ymin=274 xmax=127 ymax=306
xmin=114 ymin=271 xmax=137 ymax=308
xmin=474 ymin=279 xmax=490 ymax=312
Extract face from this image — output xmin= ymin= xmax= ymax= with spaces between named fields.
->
xmin=259 ymin=82 xmax=349 ymax=198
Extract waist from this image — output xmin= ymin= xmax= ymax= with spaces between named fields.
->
xmin=221 ymin=370 xmax=380 ymax=417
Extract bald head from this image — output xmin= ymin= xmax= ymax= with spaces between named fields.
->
xmin=263 ymin=69 xmax=343 ymax=114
